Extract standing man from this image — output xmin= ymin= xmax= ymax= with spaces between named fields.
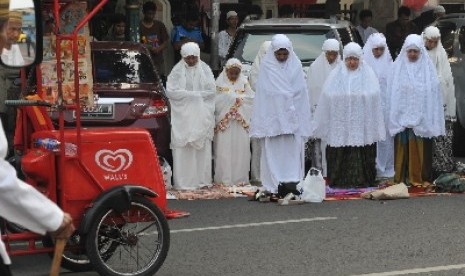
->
xmin=166 ymin=42 xmax=215 ymax=190
xmin=356 ymin=9 xmax=378 ymax=44
xmin=385 ymin=6 xmax=419 ymax=60
xmin=0 ymin=4 xmax=75 ymax=275
xmin=25 ymin=25 xmax=35 ymax=57
xmin=139 ymin=1 xmax=169 ymax=81
xmin=171 ymin=13 xmax=205 ymax=63
xmin=218 ymin=11 xmax=238 ymax=67
xmin=104 ymin=13 xmax=126 ymax=41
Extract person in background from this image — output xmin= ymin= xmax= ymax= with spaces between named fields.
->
xmin=386 ymin=34 xmax=445 ymax=188
xmin=248 ymin=40 xmax=270 ymax=185
xmin=1 ymin=10 xmax=23 ymax=65
xmin=139 ymin=1 xmax=169 ymax=79
xmin=305 ymin=38 xmax=341 ymax=177
xmin=0 ymin=3 xmax=75 ymax=274
xmin=103 ymin=13 xmax=126 ymax=41
xmin=385 ymin=6 xmax=419 ymax=60
xmin=413 ymin=5 xmax=446 ymax=34
xmin=249 ymin=34 xmax=312 ymax=198
xmin=356 ymin=9 xmax=378 ymax=44
xmin=423 ymin=26 xmax=456 ymax=176
xmin=166 ymin=42 xmax=215 ymax=190
xmin=171 ymin=13 xmax=204 ymax=63
xmin=214 ymin=58 xmax=254 ymax=186
xmin=25 ymin=25 xmax=35 ymax=57
xmin=218 ymin=11 xmax=238 ymax=67
xmin=363 ymin=33 xmax=395 ymax=180
xmin=313 ymin=42 xmax=385 ymax=188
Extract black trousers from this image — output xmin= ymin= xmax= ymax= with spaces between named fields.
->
xmin=0 ymin=256 xmax=12 ymax=276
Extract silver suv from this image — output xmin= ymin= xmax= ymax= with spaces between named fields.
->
xmin=226 ymin=18 xmax=362 ymax=77
xmin=433 ymin=14 xmax=465 ymax=156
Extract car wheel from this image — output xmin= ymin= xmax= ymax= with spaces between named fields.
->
xmin=453 ymin=117 xmax=465 ymax=157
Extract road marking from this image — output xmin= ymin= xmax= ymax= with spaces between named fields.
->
xmin=351 ymin=264 xmax=465 ymax=276
xmin=170 ymin=217 xmax=337 ymax=233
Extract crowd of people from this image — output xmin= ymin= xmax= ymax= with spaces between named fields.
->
xmin=161 ymin=6 xmax=456 ymax=201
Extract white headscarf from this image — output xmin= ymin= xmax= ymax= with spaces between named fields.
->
xmin=363 ymin=33 xmax=393 ymax=108
xmin=306 ymin=38 xmax=341 ymax=113
xmin=249 ymin=40 xmax=271 ymax=91
xmin=387 ymin=34 xmax=445 ymax=138
xmin=313 ymin=42 xmax=386 ymax=147
xmin=423 ymin=26 xmax=456 ymax=120
xmin=215 ymin=58 xmax=254 ymax=129
xmin=250 ymin=34 xmax=312 ymax=138
xmin=166 ymin=42 xmax=216 ymax=149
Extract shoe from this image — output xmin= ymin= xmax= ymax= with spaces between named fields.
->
xmin=278 ymin=193 xmax=304 ymax=206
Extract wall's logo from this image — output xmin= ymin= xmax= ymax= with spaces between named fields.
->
xmin=95 ymin=149 xmax=133 ymax=173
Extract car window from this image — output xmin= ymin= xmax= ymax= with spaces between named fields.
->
xmin=232 ymin=31 xmax=333 ymax=64
xmin=93 ymin=50 xmax=156 ymax=83
xmin=436 ymin=21 xmax=457 ymax=57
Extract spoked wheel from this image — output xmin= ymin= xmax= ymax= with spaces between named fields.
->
xmin=85 ymin=196 xmax=170 ymax=276
xmin=42 ymin=233 xmax=93 ymax=272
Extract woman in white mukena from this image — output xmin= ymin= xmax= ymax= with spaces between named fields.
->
xmin=306 ymin=38 xmax=341 ymax=177
xmin=214 ymin=58 xmax=254 ymax=186
xmin=250 ymin=34 xmax=312 ymax=196
xmin=313 ymin=42 xmax=385 ymax=188
xmin=363 ymin=33 xmax=395 ymax=179
xmin=166 ymin=42 xmax=216 ymax=190
xmin=423 ymin=26 xmax=456 ymax=175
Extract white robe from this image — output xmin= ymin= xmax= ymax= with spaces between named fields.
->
xmin=166 ymin=60 xmax=216 ymax=190
xmin=214 ymin=72 xmax=254 ymax=185
xmin=363 ymin=33 xmax=395 ymax=178
xmin=1 ymin=44 xmax=25 ymax=66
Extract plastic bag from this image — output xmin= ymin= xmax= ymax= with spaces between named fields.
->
xmin=160 ymin=158 xmax=172 ymax=189
xmin=297 ymin=168 xmax=326 ymax=203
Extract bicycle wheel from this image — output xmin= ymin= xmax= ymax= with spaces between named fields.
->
xmin=85 ymin=195 xmax=170 ymax=276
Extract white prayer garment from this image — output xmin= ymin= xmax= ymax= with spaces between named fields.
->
xmin=214 ymin=58 xmax=254 ymax=185
xmin=363 ymin=33 xmax=395 ymax=178
xmin=423 ymin=26 xmax=456 ymax=120
xmin=313 ymin=42 xmax=386 ymax=147
xmin=250 ymin=34 xmax=312 ymax=193
xmin=166 ymin=42 xmax=216 ymax=190
xmin=1 ymin=44 xmax=24 ymax=66
xmin=249 ymin=40 xmax=271 ymax=91
xmin=387 ymin=34 xmax=445 ymax=138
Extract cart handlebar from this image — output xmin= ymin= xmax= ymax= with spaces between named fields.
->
xmin=5 ymin=100 xmax=52 ymax=107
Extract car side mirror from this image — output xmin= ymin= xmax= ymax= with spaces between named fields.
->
xmin=0 ymin=0 xmax=42 ymax=68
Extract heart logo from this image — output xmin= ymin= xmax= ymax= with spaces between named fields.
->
xmin=95 ymin=149 xmax=133 ymax=173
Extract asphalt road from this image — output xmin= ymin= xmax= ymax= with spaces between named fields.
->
xmin=9 ymin=194 xmax=465 ymax=276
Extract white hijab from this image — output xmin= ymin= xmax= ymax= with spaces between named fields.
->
xmin=250 ymin=34 xmax=312 ymax=138
xmin=387 ymin=34 xmax=445 ymax=138
xmin=363 ymin=33 xmax=393 ymax=90
xmin=249 ymin=40 xmax=271 ymax=91
xmin=423 ymin=26 xmax=456 ymax=120
xmin=215 ymin=58 xmax=254 ymax=126
xmin=306 ymin=38 xmax=341 ymax=112
xmin=166 ymin=42 xmax=216 ymax=149
xmin=313 ymin=42 xmax=386 ymax=147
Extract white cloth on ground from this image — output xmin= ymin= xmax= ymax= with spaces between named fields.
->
xmin=313 ymin=42 xmax=386 ymax=147
xmin=423 ymin=26 xmax=456 ymax=120
xmin=386 ymin=34 xmax=445 ymax=138
xmin=260 ymin=135 xmax=305 ymax=193
xmin=214 ymin=58 xmax=254 ymax=185
xmin=363 ymin=33 xmax=395 ymax=178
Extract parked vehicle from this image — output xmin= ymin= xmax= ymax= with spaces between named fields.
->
xmin=227 ymin=18 xmax=362 ymax=77
xmin=50 ymin=41 xmax=172 ymax=164
xmin=433 ymin=14 xmax=465 ymax=156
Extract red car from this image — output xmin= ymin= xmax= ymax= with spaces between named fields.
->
xmin=51 ymin=41 xmax=172 ymax=164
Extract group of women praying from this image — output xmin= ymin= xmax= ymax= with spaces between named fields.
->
xmin=165 ymin=26 xmax=456 ymax=197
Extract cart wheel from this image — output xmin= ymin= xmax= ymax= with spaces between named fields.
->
xmin=85 ymin=195 xmax=170 ymax=276
xmin=42 ymin=234 xmax=93 ymax=272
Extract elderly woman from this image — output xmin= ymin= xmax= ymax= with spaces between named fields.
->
xmin=363 ymin=33 xmax=395 ymax=179
xmin=250 ymin=34 xmax=312 ymax=196
xmin=306 ymin=38 xmax=341 ymax=176
xmin=423 ymin=26 xmax=456 ymax=175
xmin=166 ymin=42 xmax=216 ymax=190
xmin=387 ymin=34 xmax=445 ymax=187
xmin=214 ymin=58 xmax=254 ymax=186
xmin=313 ymin=42 xmax=386 ymax=188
